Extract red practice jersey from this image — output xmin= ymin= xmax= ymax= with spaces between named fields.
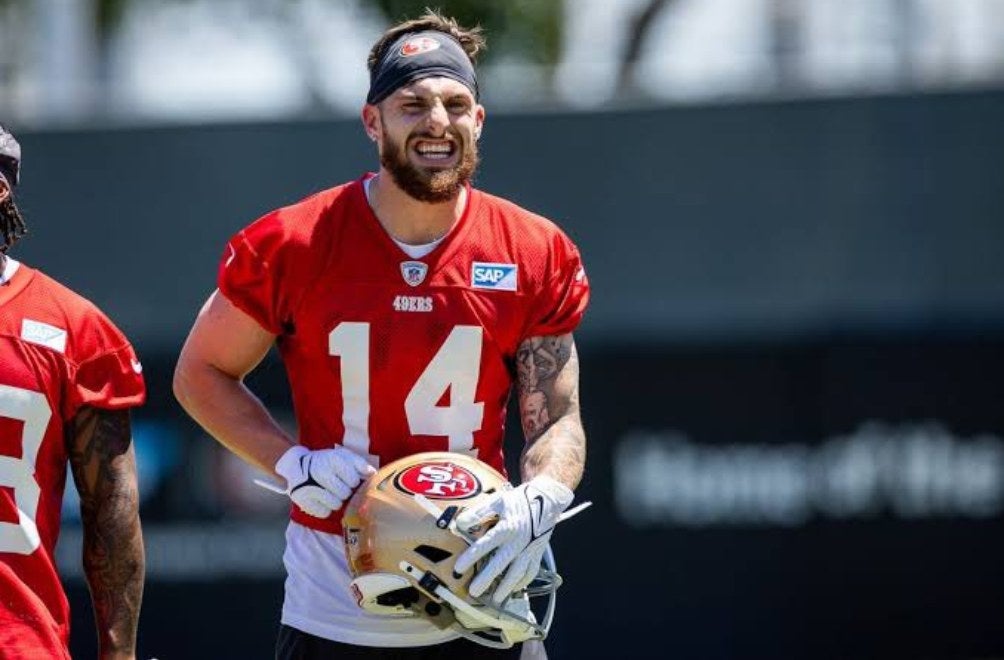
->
xmin=0 ymin=262 xmax=146 ymax=659
xmin=219 ymin=176 xmax=589 ymax=533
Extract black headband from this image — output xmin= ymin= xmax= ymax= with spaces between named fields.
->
xmin=367 ymin=30 xmax=478 ymax=105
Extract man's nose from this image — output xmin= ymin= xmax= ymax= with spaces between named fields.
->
xmin=425 ymin=101 xmax=449 ymax=134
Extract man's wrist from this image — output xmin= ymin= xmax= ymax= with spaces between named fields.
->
xmin=527 ymin=474 xmax=574 ymax=509
xmin=274 ymin=444 xmax=308 ymax=488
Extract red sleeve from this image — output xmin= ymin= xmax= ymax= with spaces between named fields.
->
xmin=67 ymin=315 xmax=146 ymax=418
xmin=72 ymin=345 xmax=146 ymax=413
xmin=216 ymin=210 xmax=289 ymax=335
xmin=524 ymin=233 xmax=590 ymax=338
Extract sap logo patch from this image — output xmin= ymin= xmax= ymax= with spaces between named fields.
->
xmin=21 ymin=319 xmax=67 ymax=353
xmin=471 ymin=262 xmax=518 ymax=291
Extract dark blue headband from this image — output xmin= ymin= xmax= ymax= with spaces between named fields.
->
xmin=367 ymin=30 xmax=478 ymax=105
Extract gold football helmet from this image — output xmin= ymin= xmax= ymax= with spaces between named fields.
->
xmin=342 ymin=452 xmax=562 ymax=648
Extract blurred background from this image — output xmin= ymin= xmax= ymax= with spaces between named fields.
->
xmin=3 ymin=0 xmax=1004 ymax=658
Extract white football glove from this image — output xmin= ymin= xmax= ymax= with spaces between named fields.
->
xmin=453 ymin=475 xmax=574 ymax=604
xmin=274 ymin=445 xmax=375 ymax=518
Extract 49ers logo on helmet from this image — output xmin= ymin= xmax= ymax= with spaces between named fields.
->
xmin=395 ymin=462 xmax=481 ymax=500
xmin=400 ymin=36 xmax=441 ymax=57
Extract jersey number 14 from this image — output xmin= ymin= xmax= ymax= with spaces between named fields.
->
xmin=328 ymin=323 xmax=484 ymax=465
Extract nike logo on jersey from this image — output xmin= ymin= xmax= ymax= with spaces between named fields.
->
xmin=131 ymin=359 xmax=143 ymax=374
xmin=393 ymin=295 xmax=433 ymax=313
xmin=20 ymin=319 xmax=67 ymax=353
xmin=471 ymin=262 xmax=517 ymax=291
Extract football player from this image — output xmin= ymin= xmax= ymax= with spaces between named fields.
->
xmin=174 ymin=10 xmax=588 ymax=659
xmin=0 ymin=124 xmax=147 ymax=659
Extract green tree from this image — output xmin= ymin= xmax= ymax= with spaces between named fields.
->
xmin=94 ymin=0 xmax=129 ymax=41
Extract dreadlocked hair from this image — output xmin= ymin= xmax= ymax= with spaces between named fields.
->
xmin=0 ymin=197 xmax=26 ymax=253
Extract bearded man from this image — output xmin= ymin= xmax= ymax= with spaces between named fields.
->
xmin=174 ymin=10 xmax=590 ymax=660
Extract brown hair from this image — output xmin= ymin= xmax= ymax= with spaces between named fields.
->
xmin=367 ymin=8 xmax=486 ymax=75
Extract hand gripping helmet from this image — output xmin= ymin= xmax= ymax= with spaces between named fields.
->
xmin=342 ymin=452 xmax=562 ymax=648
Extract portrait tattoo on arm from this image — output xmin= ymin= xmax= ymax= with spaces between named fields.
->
xmin=68 ymin=407 xmax=144 ymax=656
xmin=515 ymin=333 xmax=586 ymax=489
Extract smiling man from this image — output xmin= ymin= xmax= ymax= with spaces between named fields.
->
xmin=174 ymin=10 xmax=590 ymax=660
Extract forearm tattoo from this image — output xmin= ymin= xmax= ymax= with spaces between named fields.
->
xmin=516 ymin=334 xmax=586 ymax=488
xmin=68 ymin=407 xmax=144 ymax=656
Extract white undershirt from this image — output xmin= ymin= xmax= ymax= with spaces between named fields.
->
xmin=363 ymin=176 xmax=448 ymax=259
xmin=0 ymin=256 xmax=20 ymax=285
xmin=394 ymin=236 xmax=442 ymax=259
xmin=281 ymin=522 xmax=460 ymax=647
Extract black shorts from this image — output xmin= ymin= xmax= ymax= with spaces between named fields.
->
xmin=275 ymin=624 xmax=524 ymax=660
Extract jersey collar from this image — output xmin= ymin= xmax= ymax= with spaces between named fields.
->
xmin=355 ymin=173 xmax=479 ymax=268
xmin=0 ymin=257 xmax=34 ymax=307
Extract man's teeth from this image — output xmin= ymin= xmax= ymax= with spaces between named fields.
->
xmin=416 ymin=143 xmax=453 ymax=158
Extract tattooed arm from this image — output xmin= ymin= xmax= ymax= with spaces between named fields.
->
xmin=515 ymin=333 xmax=586 ymax=490
xmin=68 ymin=406 xmax=144 ymax=660
xmin=452 ymin=333 xmax=585 ymax=599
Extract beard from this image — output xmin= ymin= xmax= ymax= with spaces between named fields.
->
xmin=380 ymin=128 xmax=479 ymax=203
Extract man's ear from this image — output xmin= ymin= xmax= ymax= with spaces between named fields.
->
xmin=474 ymin=104 xmax=486 ymax=140
xmin=361 ymin=105 xmax=381 ymax=142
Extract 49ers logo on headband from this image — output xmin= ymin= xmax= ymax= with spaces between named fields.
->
xmin=395 ymin=461 xmax=481 ymax=499
xmin=400 ymin=36 xmax=441 ymax=57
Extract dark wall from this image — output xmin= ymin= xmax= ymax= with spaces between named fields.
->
xmin=15 ymin=89 xmax=1002 ymax=659
xmin=571 ymin=338 xmax=1004 ymax=659
xmin=11 ymin=89 xmax=1004 ymax=351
